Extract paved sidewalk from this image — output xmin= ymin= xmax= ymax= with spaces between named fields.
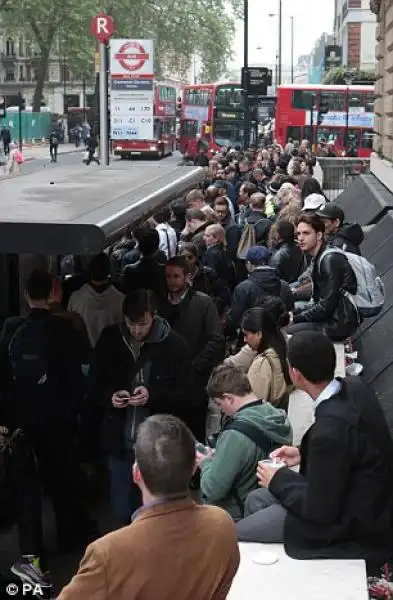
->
xmin=22 ymin=143 xmax=83 ymax=161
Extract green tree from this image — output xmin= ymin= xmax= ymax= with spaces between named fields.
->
xmin=3 ymin=0 xmax=240 ymax=112
xmin=3 ymin=0 xmax=98 ymax=110
xmin=323 ymin=66 xmax=377 ymax=85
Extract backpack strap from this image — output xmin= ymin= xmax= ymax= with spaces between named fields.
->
xmin=223 ymin=419 xmax=275 ymax=516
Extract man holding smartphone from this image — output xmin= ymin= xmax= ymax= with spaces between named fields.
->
xmin=90 ymin=289 xmax=191 ymax=527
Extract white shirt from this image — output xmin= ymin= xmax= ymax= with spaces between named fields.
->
xmin=156 ymin=223 xmax=178 ymax=259
xmin=314 ymin=378 xmax=341 ymax=411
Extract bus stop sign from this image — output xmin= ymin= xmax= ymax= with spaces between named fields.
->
xmin=90 ymin=13 xmax=115 ymax=44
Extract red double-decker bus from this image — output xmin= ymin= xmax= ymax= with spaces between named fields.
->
xmin=113 ymin=83 xmax=177 ymax=159
xmin=275 ymin=83 xmax=375 ymax=158
xmin=179 ymin=82 xmax=249 ymax=159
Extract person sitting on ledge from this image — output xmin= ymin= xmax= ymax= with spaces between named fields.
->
xmin=236 ymin=332 xmax=393 ymax=571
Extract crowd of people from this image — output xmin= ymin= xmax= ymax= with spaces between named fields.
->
xmin=0 ymin=139 xmax=392 ymax=599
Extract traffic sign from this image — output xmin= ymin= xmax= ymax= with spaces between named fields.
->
xmin=242 ymin=66 xmax=272 ymax=96
xmin=90 ymin=13 xmax=115 ymax=44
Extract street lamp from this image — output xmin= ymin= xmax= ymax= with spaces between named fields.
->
xmin=243 ymin=0 xmax=250 ymax=150
xmin=268 ymin=12 xmax=281 ymax=89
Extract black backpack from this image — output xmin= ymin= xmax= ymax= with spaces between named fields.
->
xmin=9 ymin=316 xmax=54 ymax=386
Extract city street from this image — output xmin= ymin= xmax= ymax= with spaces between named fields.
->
xmin=0 ymin=150 xmax=182 ymax=180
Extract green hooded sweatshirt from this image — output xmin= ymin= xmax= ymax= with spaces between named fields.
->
xmin=200 ymin=399 xmax=293 ymax=521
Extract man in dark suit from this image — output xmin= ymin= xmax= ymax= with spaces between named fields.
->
xmin=237 ymin=332 xmax=393 ymax=570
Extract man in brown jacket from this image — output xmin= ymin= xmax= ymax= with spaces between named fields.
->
xmin=58 ymin=415 xmax=240 ymax=600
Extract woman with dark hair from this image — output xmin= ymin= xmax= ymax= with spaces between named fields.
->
xmin=241 ymin=306 xmax=293 ymax=411
xmin=180 ymin=242 xmax=230 ymax=303
xmin=301 ymin=177 xmax=327 ymax=205
xmin=269 ymin=219 xmax=305 ymax=283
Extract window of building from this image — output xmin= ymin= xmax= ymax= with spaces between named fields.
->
xmin=292 ymin=90 xmax=315 ymax=110
xmin=184 ymin=88 xmax=211 ymax=105
xmin=5 ymin=68 xmax=15 ymax=82
xmin=5 ymin=39 xmax=15 ymax=57
xmin=18 ymin=37 xmax=24 ymax=57
xmin=60 ymin=65 xmax=70 ymax=82
xmin=19 ymin=66 xmax=24 ymax=81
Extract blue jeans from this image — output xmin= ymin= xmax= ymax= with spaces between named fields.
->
xmin=108 ymin=453 xmax=141 ymax=527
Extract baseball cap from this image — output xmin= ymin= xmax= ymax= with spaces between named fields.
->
xmin=315 ymin=203 xmax=344 ymax=223
xmin=245 ymin=245 xmax=269 ymax=265
xmin=302 ymin=193 xmax=326 ymax=212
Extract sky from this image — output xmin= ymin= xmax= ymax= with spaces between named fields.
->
xmin=230 ymin=0 xmax=335 ymax=71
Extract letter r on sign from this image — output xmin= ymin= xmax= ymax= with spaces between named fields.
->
xmin=97 ymin=17 xmax=109 ymax=34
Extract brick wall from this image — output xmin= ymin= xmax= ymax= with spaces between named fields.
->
xmin=348 ymin=22 xmax=361 ymax=67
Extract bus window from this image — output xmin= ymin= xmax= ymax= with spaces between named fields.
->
xmin=348 ymin=92 xmax=362 ymax=110
xmin=184 ymin=89 xmax=211 ymax=105
xmin=320 ymin=91 xmax=345 ymax=111
xmin=365 ymin=93 xmax=375 ymax=112
xmin=213 ymin=121 xmax=244 ymax=148
xmin=292 ymin=90 xmax=315 ymax=109
xmin=216 ymin=86 xmax=243 ymax=108
xmin=317 ymin=128 xmax=342 ymax=144
xmin=159 ymin=86 xmax=176 ymax=101
xmin=154 ymin=118 xmax=163 ymax=139
xmin=347 ymin=129 xmax=360 ymax=154
xmin=180 ymin=120 xmax=199 ymax=136
xmin=303 ymin=126 xmax=313 ymax=143
xmin=361 ymin=130 xmax=375 ymax=149
xmin=286 ymin=126 xmax=302 ymax=142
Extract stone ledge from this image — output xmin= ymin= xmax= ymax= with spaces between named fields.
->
xmin=371 ymin=152 xmax=393 ymax=193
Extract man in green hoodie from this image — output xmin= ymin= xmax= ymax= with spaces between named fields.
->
xmin=196 ymin=364 xmax=292 ymax=521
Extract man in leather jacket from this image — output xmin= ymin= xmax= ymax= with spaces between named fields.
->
xmin=287 ymin=214 xmax=359 ymax=342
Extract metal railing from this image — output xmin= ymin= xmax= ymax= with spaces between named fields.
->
xmin=318 ymin=157 xmax=370 ymax=202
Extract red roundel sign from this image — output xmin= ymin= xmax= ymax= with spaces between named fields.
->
xmin=115 ymin=41 xmax=150 ymax=72
xmin=90 ymin=13 xmax=115 ymax=43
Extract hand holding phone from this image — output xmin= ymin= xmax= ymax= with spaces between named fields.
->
xmin=112 ymin=390 xmax=131 ymax=409
xmin=128 ymin=386 xmax=149 ymax=406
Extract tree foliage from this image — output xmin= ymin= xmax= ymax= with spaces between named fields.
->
xmin=323 ymin=66 xmax=377 ymax=85
xmin=2 ymin=0 xmax=240 ymax=111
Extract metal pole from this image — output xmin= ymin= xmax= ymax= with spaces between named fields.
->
xmin=99 ymin=41 xmax=109 ymax=165
xmin=82 ymin=79 xmax=86 ymax=123
xmin=275 ymin=54 xmax=278 ymax=94
xmin=310 ymin=94 xmax=314 ymax=152
xmin=243 ymin=0 xmax=250 ymax=150
xmin=193 ymin=56 xmax=197 ymax=84
xmin=278 ymin=0 xmax=282 ymax=86
xmin=290 ymin=16 xmax=294 ymax=84
xmin=345 ymin=85 xmax=349 ymax=153
xmin=18 ymin=104 xmax=22 ymax=151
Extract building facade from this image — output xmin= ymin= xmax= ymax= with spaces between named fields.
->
xmin=370 ymin=0 xmax=393 ymax=174
xmin=0 ymin=35 xmax=95 ymax=114
xmin=334 ymin=0 xmax=377 ymax=69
